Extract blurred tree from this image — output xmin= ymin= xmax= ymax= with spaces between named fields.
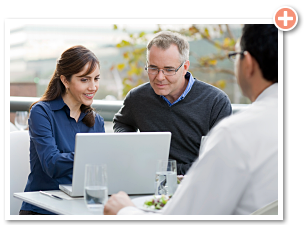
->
xmin=113 ymin=24 xmax=239 ymax=97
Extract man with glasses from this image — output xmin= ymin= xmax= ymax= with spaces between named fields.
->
xmin=105 ymin=24 xmax=278 ymax=215
xmin=113 ymin=31 xmax=232 ymax=175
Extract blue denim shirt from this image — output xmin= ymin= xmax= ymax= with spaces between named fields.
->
xmin=20 ymin=96 xmax=105 ymax=214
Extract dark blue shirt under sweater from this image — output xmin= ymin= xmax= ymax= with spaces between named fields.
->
xmin=20 ymin=96 xmax=105 ymax=214
xmin=113 ymin=76 xmax=232 ymax=175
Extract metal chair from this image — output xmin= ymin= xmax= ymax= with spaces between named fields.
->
xmin=10 ymin=131 xmax=30 ymax=215
xmin=251 ymin=200 xmax=278 ymax=215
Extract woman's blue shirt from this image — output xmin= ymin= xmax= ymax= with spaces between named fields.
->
xmin=20 ymin=96 xmax=105 ymax=214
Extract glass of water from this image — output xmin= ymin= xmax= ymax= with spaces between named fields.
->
xmin=84 ymin=164 xmax=108 ymax=210
xmin=155 ymin=159 xmax=178 ymax=196
xmin=15 ymin=111 xmax=29 ymax=130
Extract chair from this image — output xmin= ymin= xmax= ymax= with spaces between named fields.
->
xmin=10 ymin=131 xmax=30 ymax=215
xmin=10 ymin=122 xmax=18 ymax=132
xmin=251 ymin=200 xmax=278 ymax=215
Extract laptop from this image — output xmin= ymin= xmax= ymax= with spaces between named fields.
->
xmin=59 ymin=132 xmax=171 ymax=197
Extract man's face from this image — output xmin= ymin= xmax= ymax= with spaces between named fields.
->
xmin=147 ymin=44 xmax=189 ymax=103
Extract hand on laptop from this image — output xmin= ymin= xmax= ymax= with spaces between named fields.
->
xmin=104 ymin=191 xmax=136 ymax=215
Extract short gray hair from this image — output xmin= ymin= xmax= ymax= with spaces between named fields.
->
xmin=147 ymin=31 xmax=189 ymax=63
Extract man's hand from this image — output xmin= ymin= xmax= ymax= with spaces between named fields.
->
xmin=104 ymin=191 xmax=136 ymax=215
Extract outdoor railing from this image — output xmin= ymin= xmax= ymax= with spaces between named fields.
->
xmin=10 ymin=96 xmax=249 ymax=121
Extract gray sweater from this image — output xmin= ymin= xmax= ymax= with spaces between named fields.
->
xmin=113 ymin=79 xmax=232 ymax=175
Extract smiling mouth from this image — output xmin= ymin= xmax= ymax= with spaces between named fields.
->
xmin=84 ymin=93 xmax=95 ymax=99
xmin=156 ymin=83 xmax=167 ymax=87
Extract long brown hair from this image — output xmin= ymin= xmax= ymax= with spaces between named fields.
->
xmin=30 ymin=45 xmax=100 ymax=127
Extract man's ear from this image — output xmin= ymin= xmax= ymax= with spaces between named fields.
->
xmin=242 ymin=51 xmax=255 ymax=78
xmin=60 ymin=75 xmax=69 ymax=89
xmin=183 ymin=60 xmax=190 ymax=74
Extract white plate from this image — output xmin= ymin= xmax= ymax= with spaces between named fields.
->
xmin=131 ymin=195 xmax=166 ymax=213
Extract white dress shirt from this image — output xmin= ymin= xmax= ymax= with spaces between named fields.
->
xmin=118 ymin=83 xmax=278 ymax=215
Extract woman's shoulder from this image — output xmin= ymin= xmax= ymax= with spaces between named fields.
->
xmin=92 ymin=112 xmax=105 ymax=132
xmin=31 ymin=97 xmax=64 ymax=113
xmin=94 ymin=111 xmax=104 ymax=124
xmin=30 ymin=100 xmax=52 ymax=113
xmin=28 ymin=101 xmax=56 ymax=125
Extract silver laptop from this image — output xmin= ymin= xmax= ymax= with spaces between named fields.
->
xmin=59 ymin=132 xmax=171 ymax=197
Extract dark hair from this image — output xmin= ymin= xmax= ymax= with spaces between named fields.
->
xmin=30 ymin=45 xmax=100 ymax=127
xmin=240 ymin=24 xmax=278 ymax=83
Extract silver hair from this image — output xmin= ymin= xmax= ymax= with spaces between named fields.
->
xmin=147 ymin=31 xmax=189 ymax=63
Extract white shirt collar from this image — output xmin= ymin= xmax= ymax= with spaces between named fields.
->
xmin=255 ymin=83 xmax=278 ymax=103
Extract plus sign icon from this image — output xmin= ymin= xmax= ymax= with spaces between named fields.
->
xmin=274 ymin=7 xmax=298 ymax=31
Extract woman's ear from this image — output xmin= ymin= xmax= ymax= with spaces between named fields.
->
xmin=60 ymin=75 xmax=69 ymax=89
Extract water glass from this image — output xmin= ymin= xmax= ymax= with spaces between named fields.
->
xmin=155 ymin=159 xmax=177 ymax=196
xmin=15 ymin=111 xmax=29 ymax=130
xmin=84 ymin=164 xmax=108 ymax=210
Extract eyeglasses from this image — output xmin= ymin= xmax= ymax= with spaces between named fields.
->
xmin=145 ymin=61 xmax=185 ymax=76
xmin=228 ymin=51 xmax=245 ymax=61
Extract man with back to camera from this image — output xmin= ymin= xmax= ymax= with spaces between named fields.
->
xmin=113 ymin=31 xmax=232 ymax=175
xmin=105 ymin=24 xmax=279 ymax=215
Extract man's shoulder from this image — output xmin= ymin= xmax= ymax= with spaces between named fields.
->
xmin=217 ymin=101 xmax=277 ymax=131
xmin=128 ymin=82 xmax=155 ymax=98
xmin=191 ymin=79 xmax=231 ymax=105
xmin=193 ymin=79 xmax=228 ymax=97
xmin=130 ymin=82 xmax=152 ymax=92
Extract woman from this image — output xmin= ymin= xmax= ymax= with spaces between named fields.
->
xmin=19 ymin=45 xmax=105 ymax=215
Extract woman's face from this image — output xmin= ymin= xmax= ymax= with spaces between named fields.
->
xmin=63 ymin=63 xmax=100 ymax=107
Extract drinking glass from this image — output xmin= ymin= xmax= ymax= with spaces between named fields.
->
xmin=84 ymin=164 xmax=108 ymax=210
xmin=14 ymin=111 xmax=29 ymax=130
xmin=155 ymin=159 xmax=178 ymax=196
